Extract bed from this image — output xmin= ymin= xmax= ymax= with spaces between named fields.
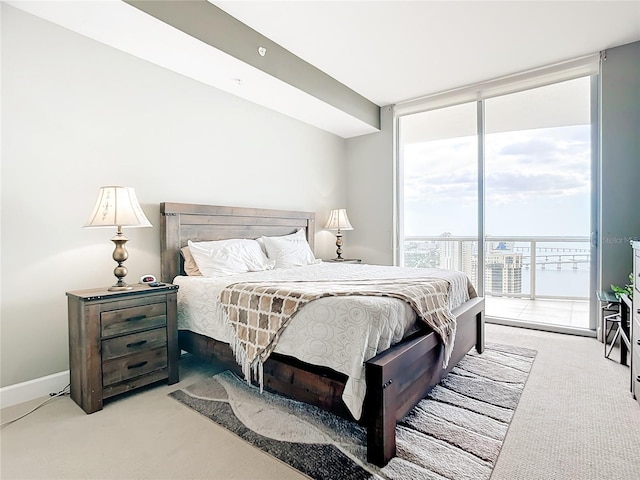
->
xmin=160 ymin=202 xmax=485 ymax=467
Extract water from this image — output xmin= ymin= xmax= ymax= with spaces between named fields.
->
xmin=521 ymin=267 xmax=589 ymax=298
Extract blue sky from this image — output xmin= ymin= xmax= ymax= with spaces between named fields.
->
xmin=403 ymin=125 xmax=591 ymax=237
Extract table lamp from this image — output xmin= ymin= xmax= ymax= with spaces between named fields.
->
xmin=324 ymin=208 xmax=353 ymax=260
xmin=84 ymin=186 xmax=152 ymax=291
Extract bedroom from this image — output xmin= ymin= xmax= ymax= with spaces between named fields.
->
xmin=1 ymin=1 xmax=639 ymax=479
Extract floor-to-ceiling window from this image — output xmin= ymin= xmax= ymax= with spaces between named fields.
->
xmin=484 ymin=77 xmax=592 ymax=329
xmin=396 ymin=58 xmax=599 ymax=334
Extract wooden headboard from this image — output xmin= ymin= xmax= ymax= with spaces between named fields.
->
xmin=160 ymin=203 xmax=316 ymax=283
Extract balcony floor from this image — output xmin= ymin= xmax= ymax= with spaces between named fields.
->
xmin=485 ymin=296 xmax=590 ymax=330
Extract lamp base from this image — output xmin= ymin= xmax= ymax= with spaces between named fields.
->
xmin=335 ymin=231 xmax=344 ymax=260
xmin=109 ymin=228 xmax=132 ymax=292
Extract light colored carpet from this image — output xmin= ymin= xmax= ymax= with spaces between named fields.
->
xmin=2 ymin=324 xmax=639 ymax=479
xmin=169 ymin=343 xmax=535 ymax=480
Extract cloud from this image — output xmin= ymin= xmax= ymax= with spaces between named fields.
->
xmin=404 ymin=125 xmax=591 ymax=206
xmin=402 ymin=125 xmax=591 ymax=236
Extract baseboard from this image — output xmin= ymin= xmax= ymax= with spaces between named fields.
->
xmin=0 ymin=371 xmax=70 ymax=409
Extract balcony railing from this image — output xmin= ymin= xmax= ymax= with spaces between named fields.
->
xmin=403 ymin=235 xmax=590 ymax=301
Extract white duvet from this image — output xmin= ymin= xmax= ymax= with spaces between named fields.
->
xmin=174 ymin=262 xmax=473 ymax=419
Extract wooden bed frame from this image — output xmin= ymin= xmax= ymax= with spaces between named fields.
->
xmin=160 ymin=202 xmax=485 ymax=466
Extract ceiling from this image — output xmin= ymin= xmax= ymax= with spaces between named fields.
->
xmin=215 ymin=0 xmax=640 ymax=106
xmin=9 ymin=1 xmax=640 ymax=138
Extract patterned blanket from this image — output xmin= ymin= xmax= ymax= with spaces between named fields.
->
xmin=220 ymin=277 xmax=458 ymax=388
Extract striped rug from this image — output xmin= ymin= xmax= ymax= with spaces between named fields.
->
xmin=170 ymin=343 xmax=536 ymax=480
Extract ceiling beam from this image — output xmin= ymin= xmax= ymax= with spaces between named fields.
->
xmin=125 ymin=0 xmax=380 ymax=131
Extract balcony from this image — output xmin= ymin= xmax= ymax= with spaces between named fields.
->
xmin=486 ymin=296 xmax=589 ymax=329
xmin=403 ymin=235 xmax=591 ymax=331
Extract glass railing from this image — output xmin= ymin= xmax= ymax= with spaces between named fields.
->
xmin=403 ymin=235 xmax=590 ymax=301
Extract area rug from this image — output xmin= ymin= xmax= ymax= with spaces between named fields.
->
xmin=169 ymin=343 xmax=536 ymax=480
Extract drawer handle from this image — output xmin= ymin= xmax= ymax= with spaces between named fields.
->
xmin=127 ymin=361 xmax=148 ymax=370
xmin=637 ymin=375 xmax=640 ymax=383
xmin=127 ymin=315 xmax=147 ymax=322
xmin=126 ymin=340 xmax=147 ymax=349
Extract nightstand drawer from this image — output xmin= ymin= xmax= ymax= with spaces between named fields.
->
xmin=101 ymin=303 xmax=166 ymax=337
xmin=102 ymin=347 xmax=167 ymax=386
xmin=102 ymin=328 xmax=167 ymax=361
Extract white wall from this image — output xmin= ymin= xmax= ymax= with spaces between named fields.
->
xmin=0 ymin=5 xmax=347 ymax=387
xmin=345 ymin=106 xmax=395 ymax=266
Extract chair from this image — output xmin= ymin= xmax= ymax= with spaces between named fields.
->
xmin=597 ymin=290 xmax=630 ymax=361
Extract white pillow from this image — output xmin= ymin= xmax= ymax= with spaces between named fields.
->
xmin=255 ymin=230 xmax=303 ymax=255
xmin=261 ymin=229 xmax=320 ymax=268
xmin=187 ymin=239 xmax=275 ymax=277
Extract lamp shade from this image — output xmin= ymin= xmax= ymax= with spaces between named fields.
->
xmin=84 ymin=186 xmax=152 ymax=228
xmin=324 ymin=209 xmax=353 ymax=231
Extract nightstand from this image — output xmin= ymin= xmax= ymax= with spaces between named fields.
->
xmin=66 ymin=284 xmax=179 ymax=414
xmin=323 ymin=258 xmax=362 ymax=264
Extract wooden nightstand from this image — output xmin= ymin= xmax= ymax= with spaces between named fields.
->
xmin=323 ymin=258 xmax=362 ymax=264
xmin=66 ymin=284 xmax=179 ymax=414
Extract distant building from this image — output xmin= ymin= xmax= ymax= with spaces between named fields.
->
xmin=438 ymin=232 xmax=455 ymax=270
xmin=485 ymin=247 xmax=523 ymax=294
xmin=461 ymin=241 xmax=478 ymax=286
xmin=436 ymin=233 xmax=479 ymax=285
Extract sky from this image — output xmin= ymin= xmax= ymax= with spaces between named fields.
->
xmin=403 ymin=125 xmax=591 ymax=238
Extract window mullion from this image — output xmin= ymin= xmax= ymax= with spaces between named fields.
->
xmin=477 ymin=100 xmax=486 ymax=296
